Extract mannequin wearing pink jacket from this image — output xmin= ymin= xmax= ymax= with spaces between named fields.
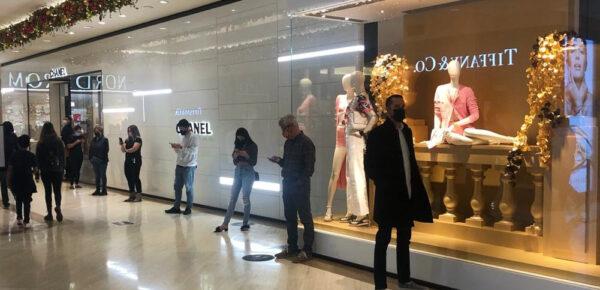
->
xmin=428 ymin=60 xmax=515 ymax=148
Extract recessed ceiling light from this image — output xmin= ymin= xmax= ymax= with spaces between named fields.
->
xmin=98 ymin=21 xmax=106 ymax=25
xmin=42 ymin=39 xmax=51 ymax=43
xmin=184 ymin=20 xmax=191 ymax=24
xmin=11 ymin=50 xmax=19 ymax=53
xmin=119 ymin=14 xmax=127 ymax=18
xmin=68 ymin=31 xmax=75 ymax=35
xmin=380 ymin=10 xmax=384 ymax=14
xmin=159 ymin=27 xmax=167 ymax=30
xmin=231 ymin=9 xmax=236 ymax=12
xmin=127 ymin=36 xmax=133 ymax=39
xmin=159 ymin=0 xmax=168 ymax=4
xmin=83 ymin=26 xmax=92 ymax=29
xmin=344 ymin=17 xmax=349 ymax=20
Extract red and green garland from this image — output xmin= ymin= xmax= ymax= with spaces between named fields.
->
xmin=0 ymin=0 xmax=138 ymax=51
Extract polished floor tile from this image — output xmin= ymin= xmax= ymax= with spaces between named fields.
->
xmin=0 ymin=183 xmax=405 ymax=290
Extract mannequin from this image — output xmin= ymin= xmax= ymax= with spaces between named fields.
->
xmin=428 ymin=60 xmax=515 ymax=148
xmin=343 ymin=71 xmax=377 ymax=226
xmin=324 ymin=74 xmax=352 ymax=222
xmin=297 ymin=78 xmax=316 ymax=135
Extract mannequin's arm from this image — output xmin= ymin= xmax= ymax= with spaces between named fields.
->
xmin=453 ymin=92 xmax=479 ymax=127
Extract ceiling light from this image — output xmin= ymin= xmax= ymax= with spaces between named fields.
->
xmin=42 ymin=39 xmax=51 ymax=43
xmin=11 ymin=50 xmax=19 ymax=53
xmin=278 ymin=45 xmax=365 ymax=62
xmin=345 ymin=17 xmax=349 ymax=20
xmin=103 ymin=107 xmax=135 ymax=113
xmin=132 ymin=89 xmax=172 ymax=96
xmin=98 ymin=21 xmax=106 ymax=25
xmin=321 ymin=15 xmax=326 ymax=18
xmin=143 ymin=5 xmax=154 ymax=9
xmin=184 ymin=20 xmax=191 ymax=24
xmin=159 ymin=0 xmax=168 ymax=4
xmin=83 ymin=26 xmax=92 ymax=29
xmin=119 ymin=14 xmax=127 ymax=18
xmin=380 ymin=10 xmax=385 ymax=14
xmin=68 ymin=31 xmax=75 ymax=35
xmin=127 ymin=36 xmax=133 ymax=39
xmin=231 ymin=9 xmax=236 ymax=12
xmin=159 ymin=27 xmax=167 ymax=30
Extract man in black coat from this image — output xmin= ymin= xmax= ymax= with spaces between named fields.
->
xmin=366 ymin=95 xmax=433 ymax=290
xmin=1 ymin=121 xmax=18 ymax=209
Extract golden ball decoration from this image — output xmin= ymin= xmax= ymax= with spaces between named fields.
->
xmin=370 ymin=54 xmax=412 ymax=123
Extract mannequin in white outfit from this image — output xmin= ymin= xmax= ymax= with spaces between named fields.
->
xmin=297 ymin=78 xmax=316 ymax=136
xmin=343 ymin=71 xmax=378 ymax=226
xmin=428 ymin=60 xmax=515 ymax=148
xmin=324 ymin=74 xmax=352 ymax=222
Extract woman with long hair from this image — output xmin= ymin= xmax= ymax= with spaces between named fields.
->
xmin=215 ymin=128 xmax=258 ymax=232
xmin=90 ymin=125 xmax=109 ymax=196
xmin=121 ymin=125 xmax=143 ymax=202
xmin=36 ymin=122 xmax=65 ymax=222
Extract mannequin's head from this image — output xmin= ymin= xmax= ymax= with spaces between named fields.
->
xmin=447 ymin=60 xmax=461 ymax=82
xmin=566 ymin=37 xmax=587 ymax=83
xmin=341 ymin=73 xmax=352 ymax=92
xmin=350 ymin=71 xmax=366 ymax=94
xmin=299 ymin=78 xmax=312 ymax=95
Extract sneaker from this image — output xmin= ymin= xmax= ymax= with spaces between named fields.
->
xmin=214 ymin=225 xmax=228 ymax=233
xmin=55 ymin=207 xmax=63 ymax=222
xmin=165 ymin=207 xmax=181 ymax=214
xmin=17 ymin=219 xmax=23 ymax=226
xmin=292 ymin=250 xmax=312 ymax=263
xmin=132 ymin=193 xmax=142 ymax=202
xmin=44 ymin=214 xmax=53 ymax=222
xmin=398 ymin=281 xmax=426 ymax=289
xmin=339 ymin=214 xmax=355 ymax=223
xmin=241 ymin=224 xmax=250 ymax=231
xmin=350 ymin=215 xmax=370 ymax=227
xmin=24 ymin=217 xmax=30 ymax=225
xmin=274 ymin=248 xmax=298 ymax=260
xmin=324 ymin=207 xmax=333 ymax=222
xmin=182 ymin=208 xmax=192 ymax=215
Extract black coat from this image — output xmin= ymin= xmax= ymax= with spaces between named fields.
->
xmin=366 ymin=119 xmax=433 ymax=227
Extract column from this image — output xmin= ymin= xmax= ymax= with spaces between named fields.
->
xmin=439 ymin=164 xmax=458 ymax=223
xmin=466 ymin=164 xmax=489 ymax=227
xmin=526 ymin=170 xmax=544 ymax=236
xmin=494 ymin=173 xmax=516 ymax=231
xmin=417 ymin=161 xmax=435 ymax=215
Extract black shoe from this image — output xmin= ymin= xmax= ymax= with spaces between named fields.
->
xmin=101 ymin=189 xmax=108 ymax=196
xmin=24 ymin=217 xmax=30 ymax=224
xmin=2 ymin=203 xmax=9 ymax=209
xmin=182 ymin=208 xmax=192 ymax=215
xmin=55 ymin=207 xmax=63 ymax=222
xmin=75 ymin=184 xmax=82 ymax=189
xmin=241 ymin=224 xmax=250 ymax=231
xmin=214 ymin=225 xmax=228 ymax=233
xmin=165 ymin=207 xmax=181 ymax=214
xmin=91 ymin=191 xmax=101 ymax=196
xmin=132 ymin=193 xmax=142 ymax=202
xmin=44 ymin=214 xmax=53 ymax=222
xmin=274 ymin=248 xmax=298 ymax=260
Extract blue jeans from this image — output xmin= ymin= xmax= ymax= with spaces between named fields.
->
xmin=91 ymin=157 xmax=108 ymax=192
xmin=173 ymin=165 xmax=196 ymax=209
xmin=223 ymin=165 xmax=255 ymax=226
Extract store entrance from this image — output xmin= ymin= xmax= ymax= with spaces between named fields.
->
xmin=26 ymin=70 xmax=103 ymax=182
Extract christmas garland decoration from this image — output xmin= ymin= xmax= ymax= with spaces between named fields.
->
xmin=0 ymin=0 xmax=138 ymax=51
xmin=505 ymin=32 xmax=567 ymax=178
xmin=370 ymin=54 xmax=411 ymax=123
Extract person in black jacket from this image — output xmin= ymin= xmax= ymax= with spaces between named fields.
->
xmin=61 ymin=116 xmax=74 ymax=181
xmin=89 ymin=126 xmax=109 ymax=196
xmin=7 ymin=135 xmax=38 ymax=227
xmin=66 ymin=125 xmax=85 ymax=189
xmin=365 ymin=95 xmax=433 ymax=290
xmin=36 ymin=122 xmax=66 ymax=222
xmin=1 ymin=121 xmax=18 ymax=209
xmin=215 ymin=128 xmax=258 ymax=233
xmin=121 ymin=125 xmax=143 ymax=202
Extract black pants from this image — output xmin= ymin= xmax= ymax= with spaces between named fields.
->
xmin=69 ymin=154 xmax=83 ymax=185
xmin=124 ymin=158 xmax=142 ymax=193
xmin=91 ymin=158 xmax=108 ymax=193
xmin=14 ymin=192 xmax=32 ymax=221
xmin=282 ymin=178 xmax=314 ymax=253
xmin=374 ymin=225 xmax=412 ymax=289
xmin=42 ymin=171 xmax=62 ymax=214
xmin=0 ymin=170 xmax=9 ymax=206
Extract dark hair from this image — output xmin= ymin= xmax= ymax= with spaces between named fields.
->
xmin=64 ymin=116 xmax=72 ymax=122
xmin=234 ymin=128 xmax=254 ymax=149
xmin=385 ymin=94 xmax=404 ymax=110
xmin=17 ymin=135 xmax=30 ymax=148
xmin=177 ymin=119 xmax=191 ymax=128
xmin=39 ymin=122 xmax=58 ymax=144
xmin=2 ymin=121 xmax=14 ymax=134
xmin=73 ymin=125 xmax=82 ymax=131
xmin=128 ymin=125 xmax=141 ymax=140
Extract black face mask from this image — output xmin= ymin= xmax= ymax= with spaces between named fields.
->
xmin=179 ymin=128 xmax=188 ymax=136
xmin=392 ymin=108 xmax=406 ymax=122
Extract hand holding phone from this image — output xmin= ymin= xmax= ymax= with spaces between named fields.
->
xmin=268 ymin=156 xmax=282 ymax=163
xmin=119 ymin=137 xmax=124 ymax=145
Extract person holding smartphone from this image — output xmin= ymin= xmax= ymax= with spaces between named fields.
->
xmin=121 ymin=125 xmax=143 ymax=202
xmin=165 ymin=119 xmax=199 ymax=215
xmin=89 ymin=126 xmax=109 ymax=196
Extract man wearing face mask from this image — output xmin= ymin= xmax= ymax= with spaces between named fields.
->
xmin=165 ymin=119 xmax=200 ymax=215
xmin=366 ymin=95 xmax=433 ymax=290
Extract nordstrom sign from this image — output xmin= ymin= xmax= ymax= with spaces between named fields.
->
xmin=7 ymin=71 xmax=127 ymax=90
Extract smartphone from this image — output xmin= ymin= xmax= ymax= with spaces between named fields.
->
xmin=119 ymin=137 xmax=123 ymax=145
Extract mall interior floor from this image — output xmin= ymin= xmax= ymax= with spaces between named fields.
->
xmin=0 ymin=183 xmax=438 ymax=290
